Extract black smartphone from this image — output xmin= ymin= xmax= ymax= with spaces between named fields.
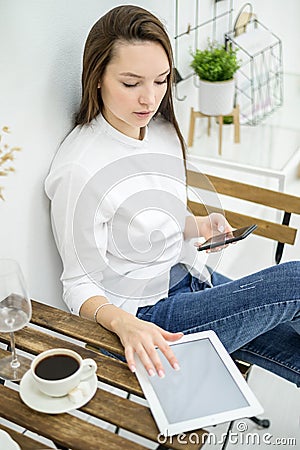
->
xmin=197 ymin=224 xmax=258 ymax=251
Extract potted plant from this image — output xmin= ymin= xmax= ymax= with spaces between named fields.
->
xmin=190 ymin=40 xmax=241 ymax=116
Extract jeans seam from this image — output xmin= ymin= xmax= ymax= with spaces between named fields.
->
xmin=238 ymin=348 xmax=300 ymax=375
xmin=180 ymin=299 xmax=299 ymax=335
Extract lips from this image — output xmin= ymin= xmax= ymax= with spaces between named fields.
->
xmin=134 ymin=111 xmax=153 ymax=115
xmin=133 ymin=111 xmax=154 ymax=122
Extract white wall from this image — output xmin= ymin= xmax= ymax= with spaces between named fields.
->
xmin=0 ymin=0 xmax=173 ymax=309
xmin=235 ymin=0 xmax=300 ymax=74
xmin=0 ymin=0 xmax=298 ymax=309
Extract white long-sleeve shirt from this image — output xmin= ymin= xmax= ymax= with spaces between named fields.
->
xmin=45 ymin=114 xmax=210 ymax=315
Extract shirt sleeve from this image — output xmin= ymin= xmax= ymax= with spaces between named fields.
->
xmin=45 ymin=162 xmax=110 ymax=315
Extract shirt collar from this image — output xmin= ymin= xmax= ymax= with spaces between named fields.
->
xmin=96 ymin=113 xmax=149 ymax=148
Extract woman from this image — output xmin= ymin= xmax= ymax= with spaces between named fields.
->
xmin=45 ymin=5 xmax=300 ymax=385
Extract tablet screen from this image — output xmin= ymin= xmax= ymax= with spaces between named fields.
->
xmin=135 ymin=331 xmax=263 ymax=436
xmin=148 ymin=337 xmax=249 ymax=424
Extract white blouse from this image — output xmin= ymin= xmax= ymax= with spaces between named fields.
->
xmin=45 ymin=114 xmax=210 ymax=316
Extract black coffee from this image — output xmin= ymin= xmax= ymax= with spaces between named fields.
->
xmin=35 ymin=354 xmax=80 ymax=380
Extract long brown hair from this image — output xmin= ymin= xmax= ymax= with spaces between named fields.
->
xmin=75 ymin=5 xmax=186 ymax=161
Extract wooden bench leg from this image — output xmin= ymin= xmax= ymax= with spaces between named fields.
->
xmin=233 ymin=104 xmax=240 ymax=143
xmin=188 ymin=107 xmax=240 ymax=155
xmin=218 ymin=115 xmax=223 ymax=155
xmin=207 ymin=116 xmax=211 ymax=136
xmin=187 ymin=107 xmax=196 ymax=147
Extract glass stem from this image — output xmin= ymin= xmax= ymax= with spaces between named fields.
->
xmin=9 ymin=332 xmax=20 ymax=369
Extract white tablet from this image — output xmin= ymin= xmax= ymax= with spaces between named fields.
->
xmin=134 ymin=330 xmax=263 ymax=437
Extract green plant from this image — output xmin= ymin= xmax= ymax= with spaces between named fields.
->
xmin=191 ymin=40 xmax=241 ymax=82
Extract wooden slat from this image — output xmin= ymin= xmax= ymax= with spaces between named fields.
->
xmin=0 ymin=424 xmax=50 ymax=450
xmin=235 ymin=360 xmax=251 ymax=377
xmin=82 ymin=388 xmax=208 ymax=450
xmin=31 ymin=300 xmax=124 ymax=355
xmin=0 ymin=299 xmax=215 ymax=449
xmin=0 ymin=346 xmax=207 ymax=449
xmin=2 ymin=300 xmax=248 ymax=449
xmin=0 ymin=302 xmax=252 ymax=449
xmin=0 ymin=327 xmax=142 ymax=397
xmin=188 ymin=200 xmax=297 ymax=244
xmin=187 ymin=170 xmax=300 ymax=213
xmin=0 ymin=384 xmax=146 ymax=450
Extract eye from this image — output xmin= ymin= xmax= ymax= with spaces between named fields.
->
xmin=123 ymin=82 xmax=138 ymax=88
xmin=155 ymin=78 xmax=168 ymax=85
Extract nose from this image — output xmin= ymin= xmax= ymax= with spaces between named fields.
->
xmin=139 ymin=86 xmax=155 ymax=108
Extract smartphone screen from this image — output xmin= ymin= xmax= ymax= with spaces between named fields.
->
xmin=197 ymin=225 xmax=258 ymax=251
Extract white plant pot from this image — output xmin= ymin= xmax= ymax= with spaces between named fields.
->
xmin=198 ymin=78 xmax=235 ymax=116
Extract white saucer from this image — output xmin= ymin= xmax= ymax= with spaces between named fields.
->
xmin=19 ymin=370 xmax=98 ymax=414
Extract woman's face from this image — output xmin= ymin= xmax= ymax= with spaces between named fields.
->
xmin=99 ymin=41 xmax=170 ymax=140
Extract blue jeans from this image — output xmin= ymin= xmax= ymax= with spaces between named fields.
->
xmin=136 ymin=261 xmax=300 ymax=386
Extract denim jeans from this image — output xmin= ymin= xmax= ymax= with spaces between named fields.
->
xmin=136 ymin=261 xmax=300 ymax=387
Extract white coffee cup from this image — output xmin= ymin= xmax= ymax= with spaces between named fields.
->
xmin=31 ymin=348 xmax=97 ymax=397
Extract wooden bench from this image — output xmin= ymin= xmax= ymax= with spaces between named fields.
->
xmin=1 ymin=173 xmax=297 ymax=449
xmin=0 ymin=300 xmax=208 ymax=450
xmin=186 ymin=170 xmax=300 ymax=264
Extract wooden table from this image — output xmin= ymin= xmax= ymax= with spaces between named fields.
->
xmin=0 ymin=300 xmax=209 ymax=450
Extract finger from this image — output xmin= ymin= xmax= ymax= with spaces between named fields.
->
xmin=145 ymin=344 xmax=166 ymax=378
xmin=158 ymin=331 xmax=183 ymax=371
xmin=162 ymin=331 xmax=184 ymax=342
xmin=126 ymin=342 xmax=159 ymax=378
xmin=124 ymin=346 xmax=137 ymax=374
xmin=208 ymin=243 xmax=229 ymax=253
xmin=160 ymin=341 xmax=181 ymax=372
xmin=224 ymin=223 xmax=234 ymax=233
xmin=207 ymin=246 xmax=223 ymax=253
xmin=143 ymin=331 xmax=182 ymax=377
xmin=206 ymin=247 xmax=223 ymax=253
xmin=135 ymin=343 xmax=158 ymax=377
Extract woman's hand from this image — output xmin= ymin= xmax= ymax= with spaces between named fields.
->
xmin=199 ymin=212 xmax=232 ymax=240
xmin=111 ymin=312 xmax=183 ymax=377
xmin=195 ymin=213 xmax=233 ymax=252
xmin=80 ymin=296 xmax=182 ymax=377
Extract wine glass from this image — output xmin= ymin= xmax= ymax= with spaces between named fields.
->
xmin=0 ymin=259 xmax=32 ymax=381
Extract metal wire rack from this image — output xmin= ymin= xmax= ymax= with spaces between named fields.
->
xmin=174 ymin=0 xmax=234 ymax=100
xmin=174 ymin=1 xmax=283 ymax=126
xmin=225 ymin=17 xmax=283 ymax=125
